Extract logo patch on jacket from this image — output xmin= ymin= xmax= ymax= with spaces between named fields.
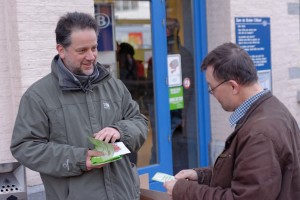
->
xmin=103 ymin=102 xmax=110 ymax=110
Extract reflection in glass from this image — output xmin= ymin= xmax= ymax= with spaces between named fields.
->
xmin=94 ymin=0 xmax=199 ymax=172
xmin=114 ymin=2 xmax=155 ymax=167
xmin=166 ymin=0 xmax=198 ymax=174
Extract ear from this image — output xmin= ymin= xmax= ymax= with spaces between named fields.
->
xmin=228 ymin=80 xmax=240 ymax=95
xmin=56 ymin=44 xmax=65 ymax=59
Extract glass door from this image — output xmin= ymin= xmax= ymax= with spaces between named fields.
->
xmin=94 ymin=0 xmax=172 ymax=191
xmin=94 ymin=0 xmax=199 ymax=191
xmin=164 ymin=0 xmax=199 ymax=175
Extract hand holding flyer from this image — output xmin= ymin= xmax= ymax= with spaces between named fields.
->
xmin=88 ymin=137 xmax=131 ymax=165
xmin=152 ymin=172 xmax=175 ymax=183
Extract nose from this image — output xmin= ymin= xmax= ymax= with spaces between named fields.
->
xmin=85 ymin=49 xmax=96 ymax=60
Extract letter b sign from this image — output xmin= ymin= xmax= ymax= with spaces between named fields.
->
xmin=95 ymin=13 xmax=110 ymax=29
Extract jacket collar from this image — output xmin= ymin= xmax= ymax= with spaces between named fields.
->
xmin=224 ymin=91 xmax=272 ymax=149
xmin=51 ymin=55 xmax=110 ymax=91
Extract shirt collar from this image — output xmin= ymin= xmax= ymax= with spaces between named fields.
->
xmin=229 ymin=89 xmax=269 ymax=127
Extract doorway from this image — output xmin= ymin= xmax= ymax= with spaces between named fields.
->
xmin=94 ymin=0 xmax=203 ymax=190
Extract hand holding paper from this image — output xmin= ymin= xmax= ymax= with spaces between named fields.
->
xmin=152 ymin=172 xmax=175 ymax=183
xmin=152 ymin=172 xmax=177 ymax=197
xmin=88 ymin=137 xmax=131 ymax=165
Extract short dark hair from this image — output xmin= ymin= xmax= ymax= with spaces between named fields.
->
xmin=119 ymin=42 xmax=135 ymax=56
xmin=55 ymin=12 xmax=98 ymax=47
xmin=201 ymin=42 xmax=258 ymax=85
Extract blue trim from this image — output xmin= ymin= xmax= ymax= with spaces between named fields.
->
xmin=193 ymin=0 xmax=211 ymax=167
xmin=150 ymin=0 xmax=173 ymax=176
xmin=138 ymin=0 xmax=172 ymax=191
xmin=138 ymin=0 xmax=211 ymax=191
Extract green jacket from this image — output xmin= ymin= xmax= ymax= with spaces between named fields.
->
xmin=11 ymin=55 xmax=148 ymax=200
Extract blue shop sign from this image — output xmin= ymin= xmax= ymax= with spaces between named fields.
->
xmin=95 ymin=4 xmax=114 ymax=51
xmin=235 ymin=17 xmax=271 ymax=71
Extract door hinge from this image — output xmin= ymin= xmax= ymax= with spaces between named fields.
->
xmin=162 ymin=18 xmax=166 ymax=27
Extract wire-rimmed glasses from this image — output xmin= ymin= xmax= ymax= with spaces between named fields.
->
xmin=208 ymin=80 xmax=228 ymax=95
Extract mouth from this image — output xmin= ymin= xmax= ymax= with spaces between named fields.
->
xmin=82 ymin=63 xmax=93 ymax=69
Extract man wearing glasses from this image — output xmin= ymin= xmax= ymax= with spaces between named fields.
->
xmin=164 ymin=42 xmax=300 ymax=200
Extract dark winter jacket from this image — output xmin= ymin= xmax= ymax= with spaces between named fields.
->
xmin=173 ymin=92 xmax=300 ymax=200
xmin=11 ymin=55 xmax=148 ymax=200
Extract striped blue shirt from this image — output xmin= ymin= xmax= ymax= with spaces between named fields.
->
xmin=229 ymin=89 xmax=269 ymax=127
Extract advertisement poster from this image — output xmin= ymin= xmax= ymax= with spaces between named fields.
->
xmin=95 ymin=4 xmax=114 ymax=51
xmin=169 ymin=86 xmax=184 ymax=110
xmin=167 ymin=54 xmax=182 ymax=87
xmin=128 ymin=32 xmax=143 ymax=48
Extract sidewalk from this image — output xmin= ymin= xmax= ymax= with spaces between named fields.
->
xmin=27 ymin=185 xmax=45 ymax=200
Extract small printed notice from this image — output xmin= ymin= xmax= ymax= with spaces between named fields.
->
xmin=235 ymin=17 xmax=271 ymax=71
xmin=167 ymin=54 xmax=182 ymax=87
xmin=152 ymin=172 xmax=175 ymax=183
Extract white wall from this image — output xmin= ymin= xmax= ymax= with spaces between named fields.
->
xmin=0 ymin=0 xmax=21 ymax=165
xmin=206 ymin=0 xmax=233 ymax=163
xmin=1 ymin=0 xmax=95 ymax=187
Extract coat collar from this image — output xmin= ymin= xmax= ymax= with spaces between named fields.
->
xmin=51 ymin=55 xmax=110 ymax=91
xmin=224 ymin=91 xmax=272 ymax=149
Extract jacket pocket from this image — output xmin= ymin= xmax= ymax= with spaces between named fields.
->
xmin=211 ymin=152 xmax=234 ymax=188
xmin=214 ymin=153 xmax=232 ymax=170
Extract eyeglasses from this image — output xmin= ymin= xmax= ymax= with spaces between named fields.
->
xmin=208 ymin=80 xmax=228 ymax=95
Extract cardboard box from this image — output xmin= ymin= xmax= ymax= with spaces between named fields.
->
xmin=139 ymin=174 xmax=171 ymax=200
xmin=140 ymin=173 xmax=150 ymax=189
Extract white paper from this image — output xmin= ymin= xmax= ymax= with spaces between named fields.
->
xmin=152 ymin=172 xmax=175 ymax=183
xmin=113 ymin=142 xmax=131 ymax=156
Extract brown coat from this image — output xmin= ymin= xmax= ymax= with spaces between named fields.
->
xmin=173 ymin=92 xmax=300 ymax=200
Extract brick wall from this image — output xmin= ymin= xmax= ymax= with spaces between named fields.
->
xmin=0 ymin=0 xmax=21 ymax=164
xmin=207 ymin=0 xmax=300 ymax=163
xmin=206 ymin=0 xmax=233 ymax=163
xmin=1 ymin=0 xmax=94 ymax=187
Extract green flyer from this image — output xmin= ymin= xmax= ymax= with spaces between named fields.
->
xmin=169 ymin=86 xmax=184 ymax=110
